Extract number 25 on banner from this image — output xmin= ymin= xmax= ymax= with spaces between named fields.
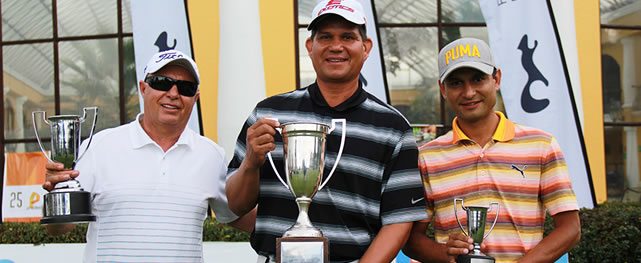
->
xmin=2 ymin=185 xmax=47 ymax=222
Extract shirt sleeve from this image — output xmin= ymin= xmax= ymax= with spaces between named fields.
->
xmin=227 ymin=109 xmax=257 ymax=176
xmin=380 ymin=127 xmax=428 ymax=225
xmin=210 ymin=150 xmax=240 ymax=224
xmin=540 ymin=136 xmax=579 ymax=215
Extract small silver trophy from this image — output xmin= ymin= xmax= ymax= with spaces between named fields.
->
xmin=33 ymin=107 xmax=98 ymax=224
xmin=454 ymin=198 xmax=500 ymax=263
xmin=267 ymin=119 xmax=346 ymax=263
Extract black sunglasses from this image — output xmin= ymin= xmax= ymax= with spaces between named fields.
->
xmin=144 ymin=75 xmax=198 ymax=97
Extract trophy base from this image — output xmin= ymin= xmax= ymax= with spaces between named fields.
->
xmin=41 ymin=190 xmax=96 ymax=225
xmin=456 ymin=253 xmax=495 ymax=263
xmin=276 ymin=236 xmax=329 ymax=263
xmin=41 ymin=214 xmax=96 ymax=224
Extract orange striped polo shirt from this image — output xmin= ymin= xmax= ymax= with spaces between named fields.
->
xmin=418 ymin=112 xmax=578 ymax=262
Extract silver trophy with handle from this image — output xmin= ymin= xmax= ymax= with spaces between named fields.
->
xmin=454 ymin=198 xmax=500 ymax=263
xmin=33 ymin=107 xmax=98 ymax=224
xmin=267 ymin=119 xmax=346 ymax=263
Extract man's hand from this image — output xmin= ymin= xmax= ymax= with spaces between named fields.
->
xmin=446 ymin=232 xmax=474 ymax=263
xmin=226 ymin=118 xmax=280 ymax=216
xmin=42 ymin=162 xmax=79 ymax=192
xmin=244 ymin=118 xmax=280 ymax=169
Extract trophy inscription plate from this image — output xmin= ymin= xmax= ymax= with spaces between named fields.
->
xmin=276 ymin=237 xmax=329 ymax=263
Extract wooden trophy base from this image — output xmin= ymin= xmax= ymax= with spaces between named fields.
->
xmin=276 ymin=236 xmax=329 ymax=263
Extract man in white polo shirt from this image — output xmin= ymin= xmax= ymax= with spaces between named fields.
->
xmin=43 ymin=50 xmax=252 ymax=262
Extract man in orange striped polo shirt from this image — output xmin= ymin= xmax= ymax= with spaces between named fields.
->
xmin=403 ymin=38 xmax=581 ymax=262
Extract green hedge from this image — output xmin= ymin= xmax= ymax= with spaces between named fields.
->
xmin=0 ymin=218 xmax=249 ymax=244
xmin=1 ymin=202 xmax=640 ymax=262
xmin=569 ymin=202 xmax=641 ymax=262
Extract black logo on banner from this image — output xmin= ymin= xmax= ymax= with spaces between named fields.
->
xmin=154 ymin=31 xmax=177 ymax=52
xmin=518 ymin=35 xmax=549 ymax=113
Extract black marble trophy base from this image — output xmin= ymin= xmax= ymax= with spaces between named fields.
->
xmin=41 ymin=190 xmax=95 ymax=224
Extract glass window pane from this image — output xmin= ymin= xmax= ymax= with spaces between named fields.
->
xmin=375 ymin=0 xmax=436 ymax=24
xmin=601 ymin=29 xmax=641 ymax=123
xmin=298 ymin=0 xmax=316 ymax=26
xmin=298 ymin=28 xmax=315 ymax=88
xmin=2 ymin=0 xmax=53 ymax=41
xmin=59 ymin=39 xmax=119 ymax=134
xmin=380 ymin=27 xmax=440 ymax=124
xmin=3 ymin=44 xmax=55 ymax=140
xmin=600 ymin=0 xmax=641 ymax=26
xmin=122 ymin=0 xmax=133 ymax=33
xmin=57 ymin=0 xmax=117 ymax=37
xmin=604 ymin=126 xmax=641 ymax=201
xmin=442 ymin=26 xmax=489 ymax=47
xmin=441 ymin=0 xmax=485 ymax=23
xmin=123 ymin=37 xmax=139 ymax=122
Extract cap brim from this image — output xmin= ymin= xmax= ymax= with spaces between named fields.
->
xmin=439 ymin=62 xmax=494 ymax=82
xmin=307 ymin=13 xmax=365 ymax=30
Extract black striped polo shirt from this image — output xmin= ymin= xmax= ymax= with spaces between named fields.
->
xmin=228 ymin=82 xmax=427 ymax=262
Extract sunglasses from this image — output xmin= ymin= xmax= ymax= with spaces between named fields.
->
xmin=144 ymin=75 xmax=198 ymax=97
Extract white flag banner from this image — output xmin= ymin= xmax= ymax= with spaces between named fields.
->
xmin=479 ymin=0 xmax=595 ymax=208
xmin=130 ymin=0 xmax=200 ymax=132
xmin=360 ymin=0 xmax=389 ymax=103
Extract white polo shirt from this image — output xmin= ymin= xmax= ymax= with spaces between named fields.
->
xmin=75 ymin=114 xmax=237 ymax=262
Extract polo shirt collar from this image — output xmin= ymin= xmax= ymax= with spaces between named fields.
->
xmin=308 ymin=81 xmax=367 ymax=112
xmin=130 ymin=113 xmax=194 ymax=150
xmin=451 ymin=111 xmax=515 ymax=144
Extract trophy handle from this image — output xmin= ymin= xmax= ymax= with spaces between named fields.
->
xmin=483 ymin=202 xmax=500 ymax=240
xmin=32 ymin=111 xmax=54 ymax=163
xmin=75 ymin=107 xmax=99 ymax=165
xmin=454 ymin=198 xmax=468 ymax=236
xmin=318 ymin=119 xmax=346 ymax=190
xmin=265 ymin=119 xmax=290 ymax=190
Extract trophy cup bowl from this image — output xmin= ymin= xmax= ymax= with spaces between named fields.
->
xmin=33 ymin=107 xmax=98 ymax=224
xmin=454 ymin=198 xmax=500 ymax=263
xmin=267 ymin=119 xmax=346 ymax=263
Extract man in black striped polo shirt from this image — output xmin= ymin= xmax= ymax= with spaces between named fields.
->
xmin=225 ymin=0 xmax=427 ymax=262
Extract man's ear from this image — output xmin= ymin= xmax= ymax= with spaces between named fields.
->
xmin=363 ymin=37 xmax=373 ymax=59
xmin=493 ymin=68 xmax=502 ymax=91
xmin=139 ymin=80 xmax=147 ymax=94
xmin=305 ymin=37 xmax=313 ymax=55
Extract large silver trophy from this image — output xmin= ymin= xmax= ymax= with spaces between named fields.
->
xmin=454 ymin=198 xmax=500 ymax=263
xmin=33 ymin=107 xmax=98 ymax=224
xmin=267 ymin=119 xmax=346 ymax=263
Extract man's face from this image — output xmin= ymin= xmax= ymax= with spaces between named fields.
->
xmin=139 ymin=64 xmax=199 ymax=129
xmin=439 ymin=67 xmax=501 ymax=124
xmin=305 ymin=16 xmax=372 ymax=84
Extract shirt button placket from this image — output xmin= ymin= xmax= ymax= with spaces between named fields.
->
xmin=160 ymin=154 xmax=170 ymax=182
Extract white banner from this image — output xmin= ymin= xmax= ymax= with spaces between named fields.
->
xmin=479 ymin=0 xmax=595 ymax=208
xmin=130 ymin=0 xmax=200 ymax=132
xmin=361 ymin=0 xmax=389 ymax=103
